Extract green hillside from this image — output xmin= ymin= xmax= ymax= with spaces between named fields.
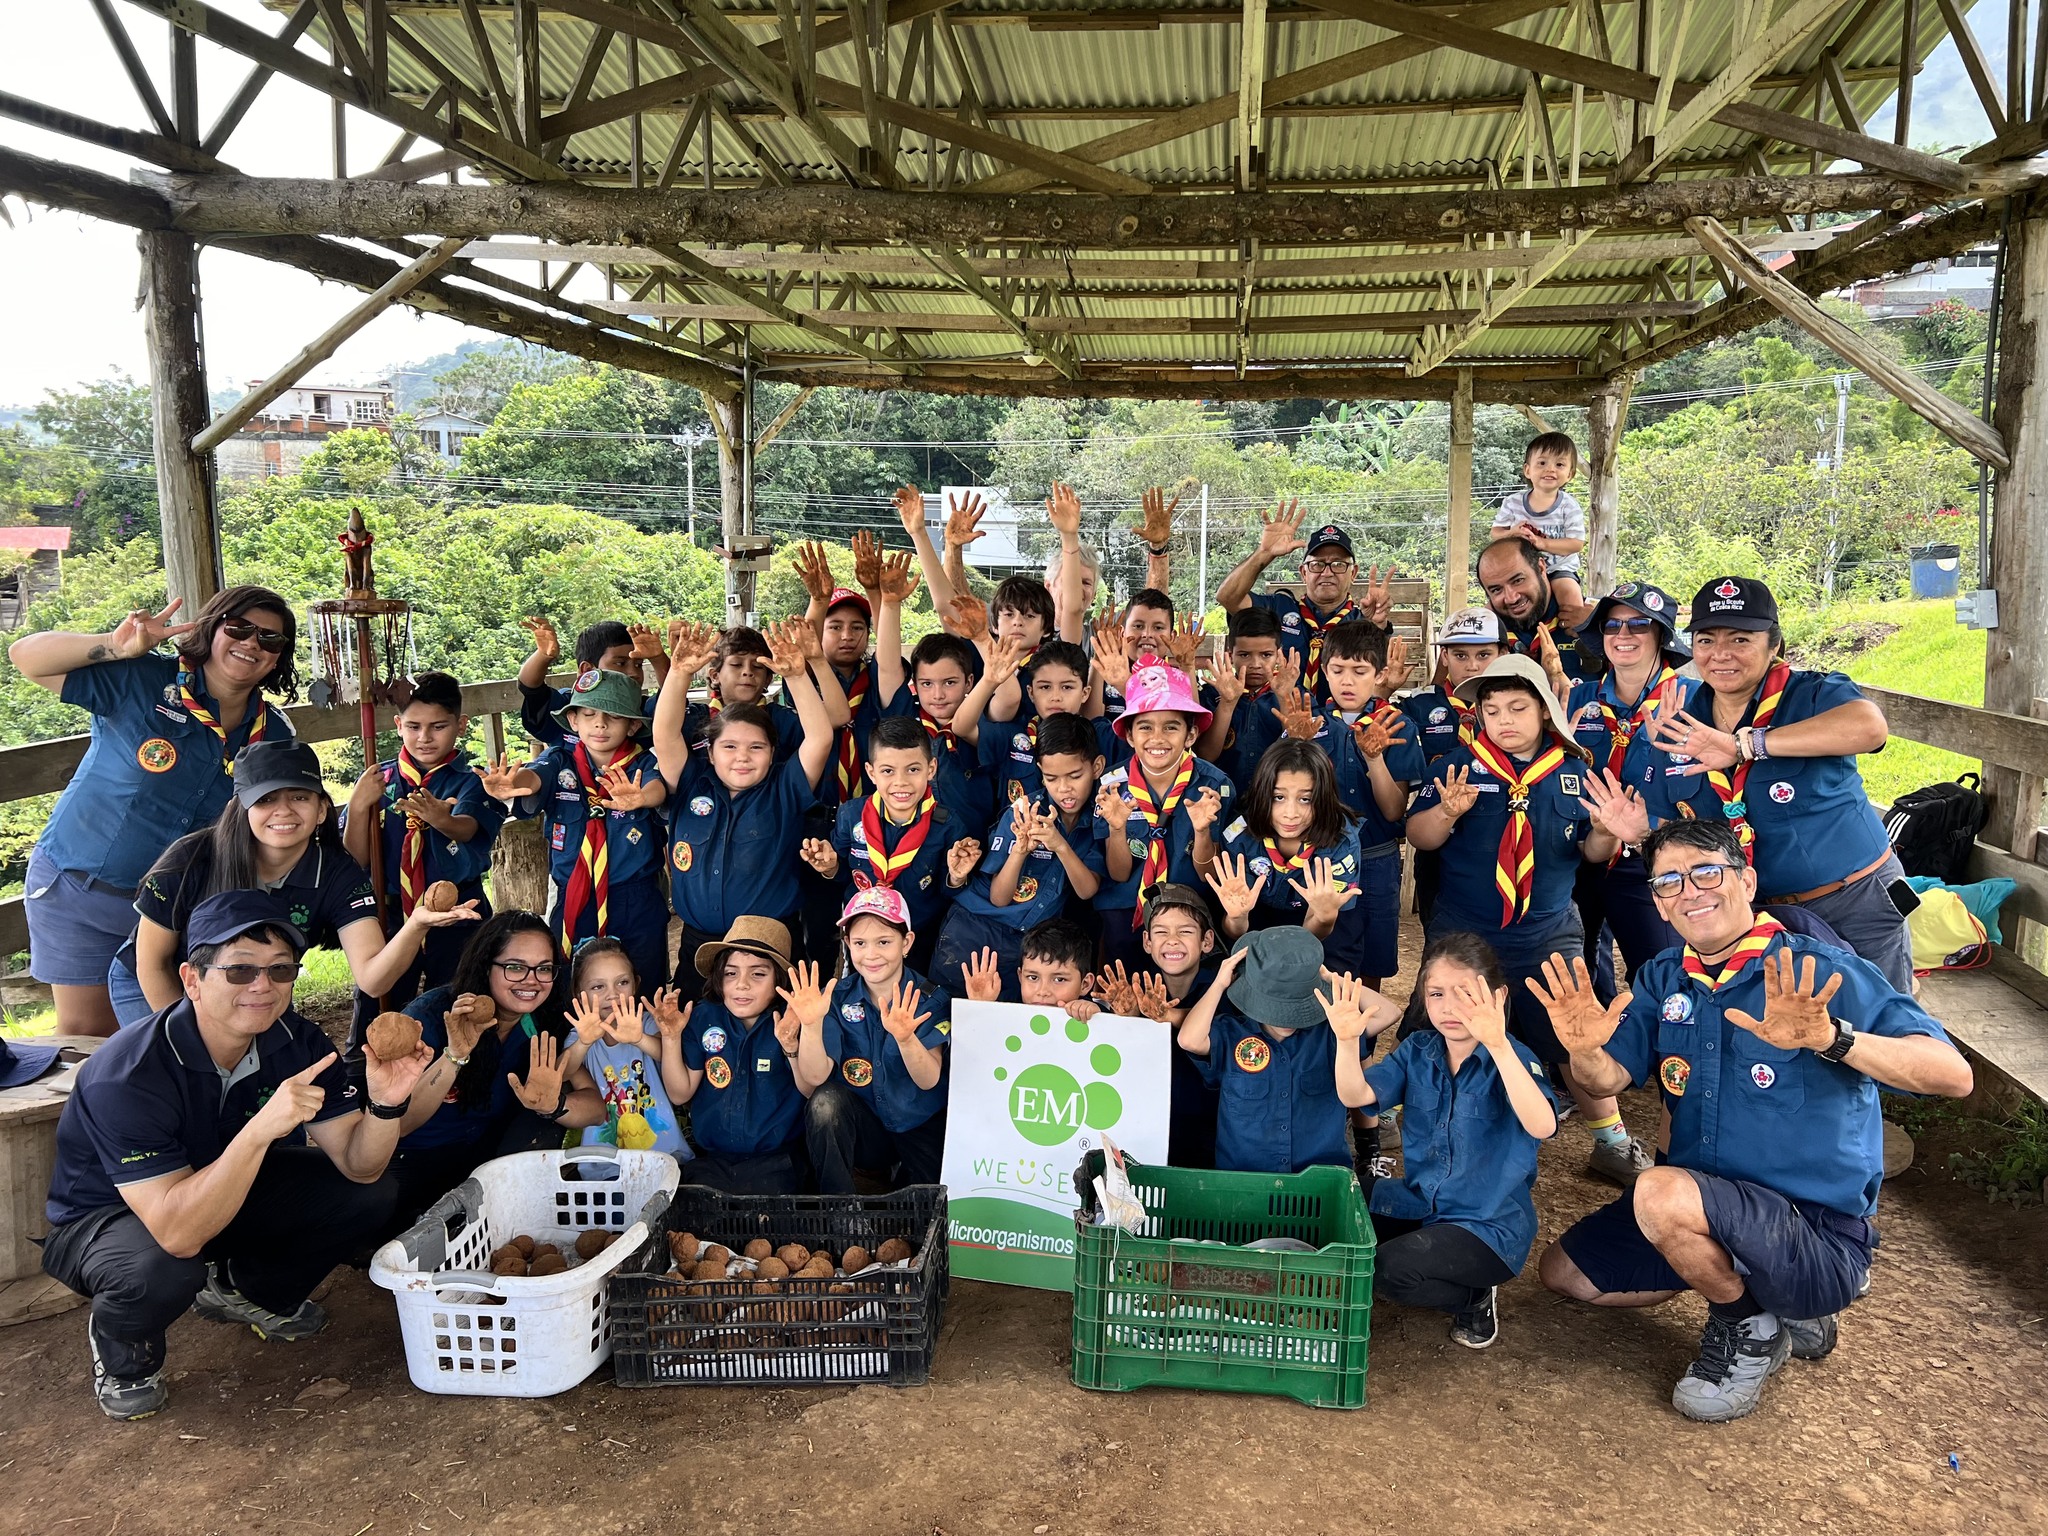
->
xmin=1822 ymin=599 xmax=1987 ymax=806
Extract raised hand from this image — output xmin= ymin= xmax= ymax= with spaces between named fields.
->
xmin=893 ymin=484 xmax=929 ymax=540
xmin=1319 ymin=970 xmax=1382 ymax=1043
xmin=628 ymin=621 xmax=665 ymax=664
xmin=878 ymin=978 xmax=931 ymax=1044
xmin=791 ymin=540 xmax=834 ymax=604
xmin=598 ymin=763 xmax=659 ymax=812
xmin=1203 ymin=851 xmax=1266 ymax=923
xmin=946 ymin=837 xmax=982 ymax=886
xmin=877 ymin=550 xmax=920 ymax=605
xmin=479 ymin=755 xmax=531 ymax=802
xmin=650 ymin=987 xmax=690 ymax=1045
xmin=1163 ymin=615 xmax=1204 ymax=675
xmin=1185 ymin=786 xmax=1224 ymax=834
xmin=1093 ymin=961 xmax=1140 ymax=1017
xmin=850 ymin=528 xmax=884 ymax=593
xmin=1095 ymin=783 xmax=1135 ymax=831
xmin=519 ymin=615 xmax=561 ymax=665
xmin=762 ymin=618 xmax=809 ymax=677
xmin=1726 ymin=948 xmax=1845 ymax=1052
xmin=1290 ymin=857 xmax=1359 ymax=924
xmin=1132 ymin=485 xmax=1180 ymax=548
xmin=1271 ymin=678 xmax=1320 ymax=741
xmin=1448 ymin=974 xmax=1511 ymax=1050
xmin=944 ymin=592 xmax=989 ymax=643
xmin=1046 ymin=480 xmax=1083 ymax=538
xmin=1256 ymin=499 xmax=1309 ymax=563
xmin=775 ymin=960 xmax=831 ymax=1034
xmin=567 ymin=993 xmax=612 ymax=1047
xmin=1384 ymin=633 xmax=1410 ymax=687
xmin=1132 ymin=971 xmax=1173 ymax=1022
xmin=1527 ymin=954 xmax=1632 ymax=1057
xmin=507 ymin=1032 xmax=566 ymax=1115
xmin=667 ymin=619 xmax=722 ymax=679
xmin=605 ymin=994 xmax=649 ymax=1046
xmin=1206 ymin=655 xmax=1247 ymax=713
xmin=1534 ymin=625 xmax=1571 ymax=705
xmin=249 ymin=1053 xmax=334 ymax=1142
xmin=944 ymin=491 xmax=987 ymax=552
xmin=1359 ymin=564 xmax=1398 ymax=625
xmin=1434 ymin=763 xmax=1478 ymax=820
xmin=1352 ymin=705 xmax=1410 ymax=761
xmin=1091 ymin=614 xmax=1132 ymax=691
xmin=443 ymin=996 xmax=493 ymax=1063
xmin=1580 ymin=768 xmax=1652 ymax=845
xmin=962 ymin=947 xmax=1003 ymax=1003
xmin=798 ymin=837 xmax=840 ymax=877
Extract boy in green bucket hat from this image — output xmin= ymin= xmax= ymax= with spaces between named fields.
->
xmin=1178 ymin=925 xmax=1400 ymax=1175
xmin=482 ymin=667 xmax=672 ymax=989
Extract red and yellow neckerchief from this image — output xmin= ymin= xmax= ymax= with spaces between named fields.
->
xmin=1682 ymin=915 xmax=1784 ymax=991
xmin=859 ymin=790 xmax=935 ymax=887
xmin=1595 ymin=665 xmax=1681 ymax=778
xmin=835 ymin=665 xmax=870 ymax=799
xmin=1297 ymin=598 xmax=1357 ymax=693
xmin=917 ymin=706 xmax=955 ymax=751
xmin=387 ymin=749 xmax=435 ymax=916
xmin=558 ymin=741 xmax=642 ymax=954
xmin=1260 ymin=836 xmax=1316 ymax=877
xmin=1124 ymin=752 xmax=1196 ymax=926
xmin=179 ymin=671 xmax=266 ymax=775
xmin=1466 ymin=731 xmax=1571 ymax=925
xmin=1702 ymin=662 xmax=1790 ymax=861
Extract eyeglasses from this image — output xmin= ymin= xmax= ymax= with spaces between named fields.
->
xmin=492 ymin=959 xmax=560 ymax=982
xmin=1603 ymin=617 xmax=1657 ymax=635
xmin=205 ymin=962 xmax=301 ymax=986
xmin=1647 ymin=863 xmax=1736 ymax=898
xmin=1301 ymin=558 xmax=1355 ymax=576
xmin=221 ymin=619 xmax=290 ymax=654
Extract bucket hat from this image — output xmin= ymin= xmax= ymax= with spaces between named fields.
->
xmin=1226 ymin=927 xmax=1332 ymax=1031
xmin=1113 ymin=662 xmax=1213 ymax=739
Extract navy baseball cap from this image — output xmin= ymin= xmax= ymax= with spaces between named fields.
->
xmin=1585 ymin=580 xmax=1690 ymax=657
xmin=232 ymin=739 xmax=327 ymax=806
xmin=0 ymin=1034 xmax=61 ymax=1089
xmin=185 ymin=892 xmax=308 ymax=955
xmin=1688 ymin=575 xmax=1779 ymax=633
xmin=1304 ymin=524 xmax=1354 ymax=560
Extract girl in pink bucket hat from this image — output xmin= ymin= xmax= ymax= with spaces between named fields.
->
xmin=1093 ymin=662 xmax=1237 ymax=971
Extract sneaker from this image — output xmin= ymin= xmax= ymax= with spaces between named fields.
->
xmin=1449 ymin=1288 xmax=1499 ymax=1350
xmin=1782 ymin=1314 xmax=1839 ymax=1361
xmin=191 ymin=1264 xmax=328 ymax=1341
xmin=1671 ymin=1312 xmax=1792 ymax=1423
xmin=89 ymin=1323 xmax=167 ymax=1421
xmin=1586 ymin=1135 xmax=1653 ymax=1187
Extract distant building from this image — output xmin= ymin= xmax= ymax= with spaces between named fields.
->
xmin=1843 ymin=245 xmax=1999 ymax=318
xmin=409 ymin=410 xmax=490 ymax=466
xmin=0 ymin=525 xmax=70 ymax=629
xmin=214 ymin=380 xmax=395 ymax=482
xmin=925 ymin=487 xmax=1035 ymax=575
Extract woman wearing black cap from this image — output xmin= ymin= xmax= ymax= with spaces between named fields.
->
xmin=1565 ymin=581 xmax=1691 ymax=994
xmin=109 ymin=740 xmax=481 ymax=1028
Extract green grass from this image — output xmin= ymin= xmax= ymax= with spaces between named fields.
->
xmin=1825 ymin=598 xmax=1987 ymax=806
xmin=1 ymin=946 xmax=360 ymax=1041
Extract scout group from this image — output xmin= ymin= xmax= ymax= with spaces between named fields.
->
xmin=16 ymin=431 xmax=1971 ymax=1426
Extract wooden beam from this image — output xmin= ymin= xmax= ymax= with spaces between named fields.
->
xmin=752 ymin=385 xmax=816 ymax=453
xmin=1931 ymin=0 xmax=2010 ymax=137
xmin=202 ymin=0 xmax=320 ymax=155
xmin=193 ymin=237 xmax=465 ymax=453
xmin=511 ymin=0 xmax=544 ymax=148
xmin=1409 ymin=230 xmax=1597 ymax=373
xmin=455 ymin=0 xmax=517 ymax=137
xmin=918 ymin=248 xmax=1081 ymax=375
xmin=141 ymin=230 xmax=221 ymax=608
xmin=0 ymin=91 xmax=226 ymax=175
xmin=1446 ymin=368 xmax=1476 ymax=612
xmin=1687 ymin=214 xmax=2009 ymax=466
xmin=89 ymin=0 xmax=176 ymax=139
xmin=1239 ymin=0 xmax=1270 ymax=191
xmin=0 ymin=141 xmax=173 ymax=227
xmin=1583 ymin=370 xmax=1632 ymax=592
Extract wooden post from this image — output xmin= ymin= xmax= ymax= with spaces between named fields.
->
xmin=1984 ymin=193 xmax=2048 ymax=851
xmin=1584 ymin=371 xmax=1634 ymax=595
xmin=1446 ymin=367 xmax=1475 ymax=613
xmin=140 ymin=230 xmax=222 ymax=608
xmin=709 ymin=390 xmax=752 ymax=625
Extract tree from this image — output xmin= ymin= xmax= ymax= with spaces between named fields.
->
xmin=421 ymin=342 xmax=587 ymax=422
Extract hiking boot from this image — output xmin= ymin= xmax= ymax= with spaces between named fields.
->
xmin=1586 ymin=1136 xmax=1653 ymax=1188
xmin=1672 ymin=1312 xmax=1791 ymax=1423
xmin=192 ymin=1264 xmax=328 ymax=1341
xmin=89 ymin=1322 xmax=167 ymax=1422
xmin=1783 ymin=1314 xmax=1839 ymax=1361
xmin=1450 ymin=1288 xmax=1499 ymax=1350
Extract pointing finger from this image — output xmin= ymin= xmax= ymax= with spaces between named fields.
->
xmin=290 ymin=1052 xmax=338 ymax=1084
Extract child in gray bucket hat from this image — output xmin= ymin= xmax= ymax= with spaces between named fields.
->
xmin=1178 ymin=925 xmax=1400 ymax=1175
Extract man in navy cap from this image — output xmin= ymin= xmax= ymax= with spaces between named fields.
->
xmin=1216 ymin=501 xmax=1394 ymax=701
xmin=41 ymin=892 xmax=431 ymax=1420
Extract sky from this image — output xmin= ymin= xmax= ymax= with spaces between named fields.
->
xmin=0 ymin=0 xmax=2012 ymax=410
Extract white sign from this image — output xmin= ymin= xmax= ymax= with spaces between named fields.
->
xmin=941 ymin=1001 xmax=1171 ymax=1290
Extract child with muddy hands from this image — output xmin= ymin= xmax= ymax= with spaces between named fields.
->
xmin=1331 ymin=935 xmax=1559 ymax=1352
xmin=555 ymin=937 xmax=691 ymax=1160
xmin=515 ymin=615 xmax=667 ymax=747
xmin=959 ymin=917 xmax=1104 ymax=1020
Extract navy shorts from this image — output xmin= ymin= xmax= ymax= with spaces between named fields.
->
xmin=24 ymin=846 xmax=141 ymax=988
xmin=930 ymin=906 xmax=1026 ymax=1003
xmin=1327 ymin=844 xmax=1402 ymax=979
xmin=1558 ymin=1171 xmax=1877 ymax=1320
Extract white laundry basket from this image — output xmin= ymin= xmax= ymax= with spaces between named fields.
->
xmin=370 ymin=1148 xmax=680 ymax=1397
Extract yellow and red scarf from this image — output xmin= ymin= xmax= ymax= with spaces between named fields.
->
xmin=1125 ymin=752 xmax=1196 ymax=925
xmin=917 ymin=706 xmax=955 ymax=752
xmin=835 ymin=665 xmax=870 ymax=800
xmin=859 ymin=789 xmax=935 ymax=887
xmin=1297 ymin=598 xmax=1356 ymax=694
xmin=558 ymin=741 xmax=642 ymax=954
xmin=1261 ymin=836 xmax=1316 ymax=878
xmin=1594 ymin=666 xmax=1681 ymax=778
xmin=387 ymin=749 xmax=435 ymax=917
xmin=1682 ymin=915 xmax=1784 ymax=991
xmin=179 ymin=671 xmax=266 ymax=775
xmin=1466 ymin=730 xmax=1571 ymax=925
xmin=1702 ymin=662 xmax=1790 ymax=861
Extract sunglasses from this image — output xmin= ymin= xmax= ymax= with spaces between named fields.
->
xmin=492 ymin=959 xmax=560 ymax=982
xmin=221 ymin=618 xmax=290 ymax=654
xmin=205 ymin=962 xmax=302 ymax=986
xmin=1647 ymin=863 xmax=1736 ymax=898
xmin=1603 ymin=617 xmax=1657 ymax=635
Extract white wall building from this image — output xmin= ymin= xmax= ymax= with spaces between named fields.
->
xmin=248 ymin=382 xmax=393 ymax=427
xmin=410 ymin=410 xmax=490 ymax=465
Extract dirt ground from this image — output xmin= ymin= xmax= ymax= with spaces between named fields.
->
xmin=4 ymin=932 xmax=2046 ymax=1536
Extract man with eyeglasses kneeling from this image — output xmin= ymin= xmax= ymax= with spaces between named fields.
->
xmin=1529 ymin=818 xmax=1973 ymax=1423
xmin=42 ymin=893 xmax=431 ymax=1420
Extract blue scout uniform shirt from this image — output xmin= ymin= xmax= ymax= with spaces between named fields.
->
xmin=1218 ymin=819 xmax=1364 ymax=922
xmin=519 ymin=679 xmax=657 ymax=748
xmin=681 ymin=696 xmax=803 ymax=764
xmin=39 ymin=655 xmax=295 ymax=891
xmin=358 ymin=752 xmax=506 ymax=902
xmin=879 ymin=684 xmax=995 ymax=832
xmin=1362 ymin=1029 xmax=1556 ymax=1269
xmin=47 ymin=999 xmax=358 ymax=1227
xmin=978 ymin=711 xmax=1121 ymax=811
xmin=951 ymin=801 xmax=1108 ymax=927
xmin=574 ymin=1020 xmax=690 ymax=1158
xmin=1399 ymin=685 xmax=1474 ymax=768
xmin=1246 ymin=590 xmax=1362 ymax=703
xmin=1197 ymin=684 xmax=1287 ymax=795
xmin=822 ymin=967 xmax=952 ymax=1133
xmin=398 ymin=986 xmax=542 ymax=1152
xmin=1612 ymin=932 xmax=1950 ymax=1217
xmin=1091 ymin=756 xmax=1237 ymax=911
xmin=1414 ymin=740 xmax=1593 ymax=934
xmin=829 ymin=796 xmax=971 ymax=938
xmin=1566 ymin=673 xmax=1669 ymax=783
xmin=667 ymin=755 xmax=816 ymax=928
xmin=682 ymin=1001 xmax=806 ymax=1157
xmin=1193 ymin=1011 xmax=1347 ymax=1174
xmin=820 ymin=659 xmax=887 ymax=810
xmin=515 ymin=740 xmax=667 ymax=893
xmin=1307 ymin=702 xmax=1426 ymax=847
xmin=1639 ymin=671 xmax=1891 ymax=899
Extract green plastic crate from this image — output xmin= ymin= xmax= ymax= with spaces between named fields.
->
xmin=1069 ymin=1154 xmax=1375 ymax=1410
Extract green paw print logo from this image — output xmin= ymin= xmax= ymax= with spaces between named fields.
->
xmin=994 ymin=1013 xmax=1123 ymax=1147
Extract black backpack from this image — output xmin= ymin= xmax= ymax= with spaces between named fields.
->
xmin=1884 ymin=773 xmax=1988 ymax=884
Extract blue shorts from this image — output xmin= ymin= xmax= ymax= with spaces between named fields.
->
xmin=553 ymin=875 xmax=671 ymax=1000
xmin=24 ymin=845 xmax=141 ymax=988
xmin=1327 ymin=842 xmax=1402 ymax=980
xmin=1558 ymin=1171 xmax=1877 ymax=1320
xmin=930 ymin=907 xmax=1026 ymax=1003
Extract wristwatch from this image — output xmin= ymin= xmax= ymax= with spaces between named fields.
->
xmin=367 ymin=1098 xmax=407 ymax=1120
xmin=1816 ymin=1021 xmax=1856 ymax=1063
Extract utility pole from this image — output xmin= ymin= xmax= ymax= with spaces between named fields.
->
xmin=1197 ymin=483 xmax=1210 ymax=608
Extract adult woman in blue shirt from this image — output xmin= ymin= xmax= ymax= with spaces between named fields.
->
xmin=9 ymin=586 xmax=298 ymax=1036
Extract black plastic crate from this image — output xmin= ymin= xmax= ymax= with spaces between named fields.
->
xmin=608 ymin=1183 xmax=947 ymax=1387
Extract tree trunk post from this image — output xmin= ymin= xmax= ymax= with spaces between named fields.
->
xmin=710 ymin=385 xmax=755 ymax=626
xmin=1445 ymin=367 xmax=1475 ymax=615
xmin=141 ymin=229 xmax=222 ymax=609
xmin=1585 ymin=371 xmax=1634 ymax=596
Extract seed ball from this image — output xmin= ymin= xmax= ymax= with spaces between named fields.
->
xmin=692 ymin=1259 xmax=729 ymax=1282
xmin=876 ymin=1238 xmax=912 ymax=1265
xmin=527 ymin=1251 xmax=568 ymax=1277
xmin=743 ymin=1238 xmax=774 ymax=1261
xmin=775 ymin=1244 xmax=810 ymax=1271
xmin=365 ymin=1011 xmax=423 ymax=1063
xmin=421 ymin=881 xmax=459 ymax=913
xmin=842 ymin=1245 xmax=871 ymax=1274
xmin=575 ymin=1229 xmax=616 ymax=1260
xmin=510 ymin=1235 xmax=537 ymax=1257
xmin=755 ymin=1257 xmax=790 ymax=1280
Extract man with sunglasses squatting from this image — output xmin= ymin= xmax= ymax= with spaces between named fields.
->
xmin=8 ymin=587 xmax=301 ymax=1039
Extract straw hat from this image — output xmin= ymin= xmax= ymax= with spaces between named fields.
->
xmin=693 ymin=916 xmax=795 ymax=979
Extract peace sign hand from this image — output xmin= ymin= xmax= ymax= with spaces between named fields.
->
xmin=1434 ymin=763 xmax=1478 ymax=820
xmin=1725 ymin=949 xmax=1845 ymax=1052
xmin=508 ymin=1032 xmax=566 ymax=1115
xmin=1359 ymin=564 xmax=1399 ymax=625
xmin=1527 ymin=954 xmax=1632 ymax=1058
xmin=110 ymin=600 xmax=199 ymax=659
